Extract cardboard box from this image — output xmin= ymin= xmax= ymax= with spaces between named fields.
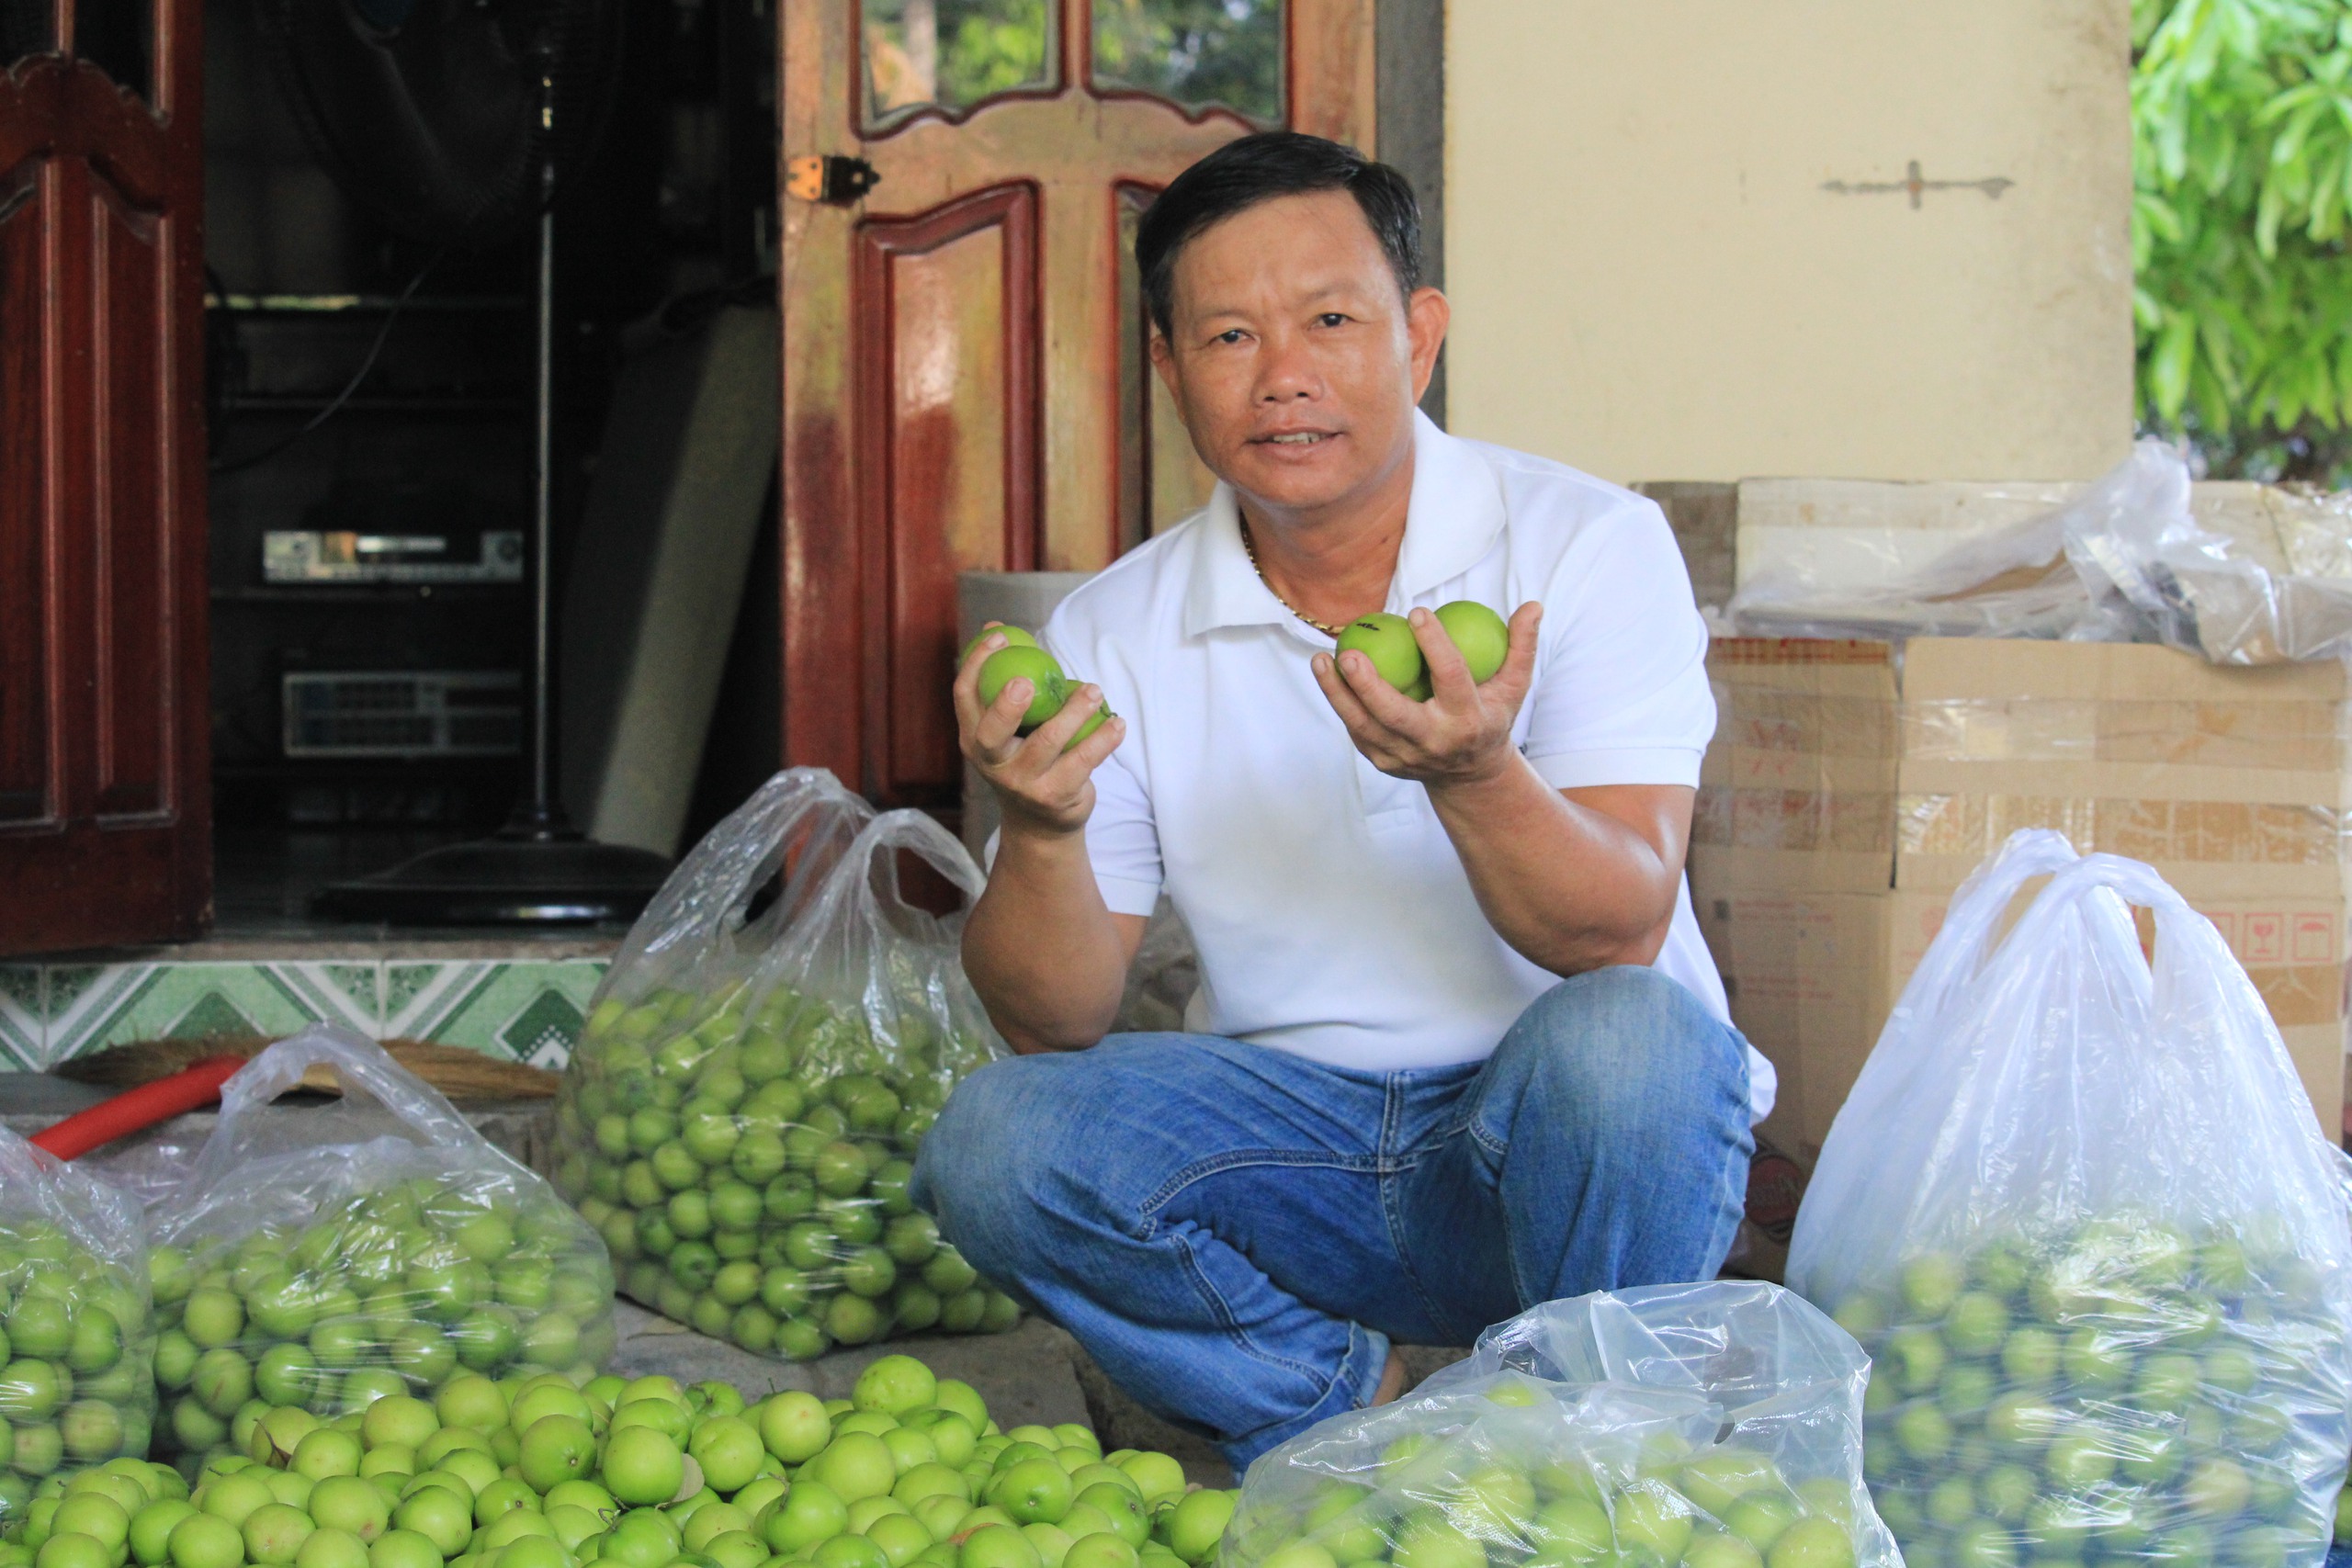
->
xmin=1695 ymin=636 xmax=2351 ymax=1162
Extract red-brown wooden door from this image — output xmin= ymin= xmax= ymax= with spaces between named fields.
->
xmin=779 ymin=0 xmax=1374 ymax=809
xmin=1 ymin=0 xmax=210 ymax=953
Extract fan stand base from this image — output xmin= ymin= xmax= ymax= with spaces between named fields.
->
xmin=311 ymin=807 xmax=671 ymax=926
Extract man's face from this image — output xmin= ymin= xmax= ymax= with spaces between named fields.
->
xmin=1150 ymin=189 xmax=1448 ymax=520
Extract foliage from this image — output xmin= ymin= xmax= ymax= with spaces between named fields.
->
xmin=1091 ymin=0 xmax=1283 ymax=123
xmin=936 ymin=0 xmax=1051 ymax=105
xmin=866 ymin=0 xmax=1281 ymax=125
xmin=865 ymin=0 xmax=1049 ymax=117
xmin=2133 ymin=0 xmax=2352 ymax=480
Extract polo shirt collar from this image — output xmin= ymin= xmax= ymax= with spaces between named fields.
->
xmin=1182 ymin=485 xmax=1290 ymax=637
xmin=1182 ymin=411 xmax=1507 ymax=638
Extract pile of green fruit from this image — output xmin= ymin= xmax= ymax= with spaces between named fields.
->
xmin=965 ymin=628 xmax=1110 ymax=748
xmin=1227 ymin=1381 xmax=1871 ymax=1568
xmin=0 ymin=1217 xmax=157 ymax=1523
xmin=554 ymin=982 xmax=1018 ymax=1363
xmin=0 ymin=1352 xmax=1235 ymax=1568
xmin=151 ymin=1179 xmax=615 ymax=1475
xmin=1830 ymin=1219 xmax=2348 ymax=1567
xmin=1333 ymin=604 xmax=1508 ymax=703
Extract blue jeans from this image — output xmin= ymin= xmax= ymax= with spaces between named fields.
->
xmin=910 ymin=965 xmax=1755 ymax=1471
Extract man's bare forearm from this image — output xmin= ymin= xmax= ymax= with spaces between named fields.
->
xmin=1426 ymin=761 xmax=1686 ymax=976
xmin=963 ymin=824 xmax=1131 ymax=1054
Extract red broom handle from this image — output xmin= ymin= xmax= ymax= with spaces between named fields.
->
xmin=30 ymin=1056 xmax=248 ymax=1160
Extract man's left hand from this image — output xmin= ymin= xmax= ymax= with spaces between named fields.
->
xmin=1312 ymin=602 xmax=1544 ymax=784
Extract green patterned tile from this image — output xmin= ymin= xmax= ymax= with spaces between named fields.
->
xmin=45 ymin=964 xmax=164 ymax=1063
xmin=322 ymin=964 xmax=381 ymax=1020
xmin=0 ymin=968 xmax=40 ymax=1070
xmin=499 ymin=988 xmax=586 ymax=1066
xmin=0 ymin=953 xmax=609 ymax=1073
xmin=169 ymin=991 xmax=266 ymax=1039
xmin=266 ymin=962 xmax=380 ymax=1032
xmin=382 ymin=964 xmax=443 ymax=1029
xmin=45 ymin=965 xmax=102 ymax=1019
xmin=402 ymin=960 xmax=605 ymax=1068
xmin=0 ymin=967 xmax=39 ymax=1015
xmin=48 ymin=963 xmax=334 ymax=1063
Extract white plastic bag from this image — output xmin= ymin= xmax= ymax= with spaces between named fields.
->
xmin=560 ymin=769 xmax=877 ymax=1055
xmin=1226 ymin=1282 xmax=1900 ymax=1568
xmin=557 ymin=770 xmax=1015 ymax=1361
xmin=1788 ymin=829 xmax=2352 ymax=1567
xmin=149 ymin=1027 xmax=615 ymax=1471
xmin=0 ymin=1130 xmax=156 ymax=1526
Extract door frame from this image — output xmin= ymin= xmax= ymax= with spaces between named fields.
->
xmin=1376 ymin=0 xmax=1443 ymax=421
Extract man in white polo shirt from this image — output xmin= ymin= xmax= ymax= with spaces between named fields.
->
xmin=911 ymin=131 xmax=1769 ymax=1468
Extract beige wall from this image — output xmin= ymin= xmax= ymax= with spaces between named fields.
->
xmin=1443 ymin=2 xmax=2135 ymax=484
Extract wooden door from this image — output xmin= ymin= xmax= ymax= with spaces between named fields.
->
xmin=780 ymin=0 xmax=1374 ymax=808
xmin=0 ymin=0 xmax=211 ymax=953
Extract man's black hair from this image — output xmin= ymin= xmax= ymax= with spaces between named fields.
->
xmin=1136 ymin=130 xmax=1423 ymax=338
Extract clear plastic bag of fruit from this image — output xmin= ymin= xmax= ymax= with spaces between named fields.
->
xmin=145 ymin=1027 xmax=615 ymax=1474
xmin=1787 ymin=829 xmax=2352 ymax=1568
xmin=555 ymin=769 xmax=1017 ymax=1361
xmin=1226 ymin=1282 xmax=1899 ymax=1568
xmin=0 ymin=1129 xmax=159 ymax=1530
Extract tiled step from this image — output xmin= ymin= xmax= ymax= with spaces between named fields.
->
xmin=0 ymin=936 xmax=614 ymax=1072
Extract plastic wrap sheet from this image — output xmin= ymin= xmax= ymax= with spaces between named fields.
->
xmin=1730 ymin=440 xmax=2352 ymax=665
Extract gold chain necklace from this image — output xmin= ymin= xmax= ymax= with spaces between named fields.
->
xmin=1239 ymin=518 xmax=1351 ymax=637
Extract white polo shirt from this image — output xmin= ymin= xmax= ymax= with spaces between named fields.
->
xmin=1040 ymin=412 xmax=1774 ymax=1122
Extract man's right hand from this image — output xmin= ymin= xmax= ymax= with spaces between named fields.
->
xmin=955 ymin=626 xmax=1125 ymax=838
xmin=956 ymin=627 xmax=1143 ymax=1053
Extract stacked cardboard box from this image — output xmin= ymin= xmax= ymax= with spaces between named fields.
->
xmin=1694 ymin=636 xmax=2350 ymax=1165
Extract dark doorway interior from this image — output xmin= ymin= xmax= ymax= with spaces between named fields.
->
xmin=201 ymin=0 xmax=781 ymax=934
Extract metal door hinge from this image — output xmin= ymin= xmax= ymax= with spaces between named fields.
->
xmin=786 ymin=155 xmax=880 ymax=205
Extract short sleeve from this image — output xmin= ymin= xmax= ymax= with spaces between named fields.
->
xmin=1520 ymin=499 xmax=1715 ymax=790
xmin=1036 ymin=621 xmax=1164 ymax=918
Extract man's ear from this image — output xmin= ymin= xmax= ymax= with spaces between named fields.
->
xmin=1406 ymin=287 xmax=1450 ymax=404
xmin=1148 ymin=327 xmax=1181 ymax=402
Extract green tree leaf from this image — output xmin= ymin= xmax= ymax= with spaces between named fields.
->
xmin=2136 ymin=0 xmax=2352 ymax=478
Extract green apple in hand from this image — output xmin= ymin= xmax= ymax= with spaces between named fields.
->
xmin=1044 ymin=678 xmax=1113 ymax=750
xmin=1336 ymin=613 xmax=1423 ymax=692
xmin=973 ymin=638 xmax=1113 ymax=747
xmin=1432 ymin=602 xmax=1508 ymax=682
xmin=961 ymin=625 xmax=1040 ymax=666
xmin=1339 ymin=604 xmax=1510 ymax=694
xmin=977 ymin=648 xmax=1067 ymax=732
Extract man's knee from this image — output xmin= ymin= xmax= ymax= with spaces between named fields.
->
xmin=1491 ymin=966 xmax=1745 ymax=1134
xmin=913 ymin=1055 xmax=1057 ymax=1268
xmin=916 ymin=1044 xmax=1168 ymax=1277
